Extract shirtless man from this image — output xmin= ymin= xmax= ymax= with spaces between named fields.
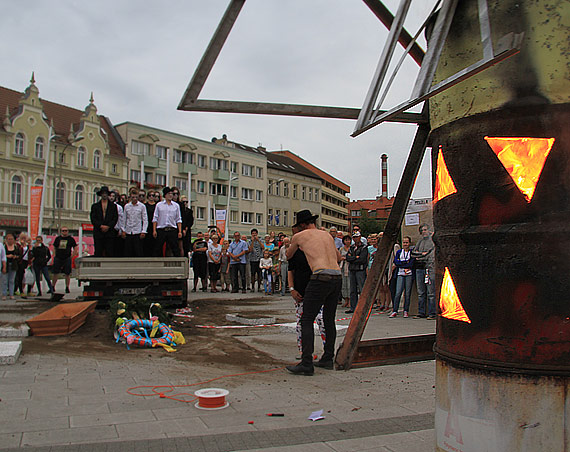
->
xmin=285 ymin=210 xmax=341 ymax=375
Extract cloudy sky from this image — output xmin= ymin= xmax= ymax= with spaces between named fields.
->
xmin=2 ymin=0 xmax=437 ymax=200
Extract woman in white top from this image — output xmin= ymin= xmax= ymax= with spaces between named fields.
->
xmin=207 ymin=234 xmax=222 ymax=292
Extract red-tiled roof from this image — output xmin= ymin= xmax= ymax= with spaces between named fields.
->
xmin=348 ymin=197 xmax=394 ymax=211
xmin=0 ymin=85 xmax=125 ymax=159
xmin=271 ymin=150 xmax=350 ymax=193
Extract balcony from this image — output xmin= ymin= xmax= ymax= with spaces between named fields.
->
xmin=213 ymin=194 xmax=228 ymax=206
xmin=137 ymin=155 xmax=159 ymax=168
xmin=178 ymin=163 xmax=197 ymax=175
xmin=213 ymin=169 xmax=230 ymax=181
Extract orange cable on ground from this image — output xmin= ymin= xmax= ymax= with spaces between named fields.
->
xmin=127 ymin=367 xmax=284 ymax=403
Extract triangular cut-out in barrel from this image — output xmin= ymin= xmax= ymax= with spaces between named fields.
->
xmin=484 ymin=137 xmax=555 ymax=202
xmin=440 ymin=267 xmax=471 ymax=323
xmin=433 ymin=147 xmax=457 ymax=203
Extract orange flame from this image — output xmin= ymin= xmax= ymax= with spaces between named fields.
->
xmin=440 ymin=267 xmax=471 ymax=323
xmin=484 ymin=137 xmax=554 ymax=202
xmin=433 ymin=147 xmax=457 ymax=204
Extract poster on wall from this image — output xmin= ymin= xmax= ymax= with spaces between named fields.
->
xmin=215 ymin=209 xmax=227 ymax=240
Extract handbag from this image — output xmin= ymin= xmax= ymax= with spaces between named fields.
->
xmin=24 ymin=267 xmax=35 ymax=286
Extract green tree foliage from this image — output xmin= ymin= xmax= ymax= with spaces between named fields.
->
xmin=357 ymin=209 xmax=387 ymax=237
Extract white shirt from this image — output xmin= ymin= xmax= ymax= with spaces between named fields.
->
xmin=122 ymin=201 xmax=148 ymax=235
xmin=152 ymin=200 xmax=182 ymax=229
xmin=0 ymin=244 xmax=6 ymax=264
xmin=114 ymin=203 xmax=124 ymax=231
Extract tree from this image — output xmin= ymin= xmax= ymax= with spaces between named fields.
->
xmin=358 ymin=210 xmax=387 ymax=237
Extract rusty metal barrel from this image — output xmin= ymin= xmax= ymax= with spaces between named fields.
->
xmin=429 ymin=1 xmax=569 ymax=450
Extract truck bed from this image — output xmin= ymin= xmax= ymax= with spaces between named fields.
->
xmin=75 ymin=257 xmax=189 ymax=281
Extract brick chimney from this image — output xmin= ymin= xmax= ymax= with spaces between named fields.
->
xmin=381 ymin=154 xmax=388 ymax=197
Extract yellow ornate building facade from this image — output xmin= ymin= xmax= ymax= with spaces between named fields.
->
xmin=0 ymin=76 xmax=128 ymax=235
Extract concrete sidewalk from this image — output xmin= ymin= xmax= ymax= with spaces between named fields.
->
xmin=1 ymin=283 xmax=436 ymax=451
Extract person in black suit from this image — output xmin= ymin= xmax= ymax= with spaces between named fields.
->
xmin=90 ymin=186 xmax=119 ymax=257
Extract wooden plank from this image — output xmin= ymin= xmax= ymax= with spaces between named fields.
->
xmin=351 ymin=334 xmax=436 ymax=368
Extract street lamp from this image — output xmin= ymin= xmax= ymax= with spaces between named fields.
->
xmin=225 ymin=172 xmax=238 ymax=239
xmin=51 ymin=134 xmax=85 ymax=234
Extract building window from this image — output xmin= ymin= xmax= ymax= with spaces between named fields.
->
xmin=35 ymin=137 xmax=44 ymax=159
xmin=302 ymin=186 xmax=306 ymax=200
xmin=241 ymin=188 xmax=253 ymax=200
xmin=230 ymin=161 xmax=238 ymax=174
xmin=242 ymin=164 xmax=253 ymax=177
xmin=130 ymin=170 xmax=141 ymax=183
xmin=283 ymin=211 xmax=288 ymax=227
xmin=275 ymin=182 xmax=281 ymax=197
xmin=197 ymin=181 xmax=206 ymax=194
xmin=351 ymin=210 xmax=361 ymax=217
xmin=308 ymin=187 xmax=313 ymax=202
xmin=11 ymin=175 xmax=22 ymax=204
xmin=209 ymin=183 xmax=227 ymax=195
xmin=230 ymin=186 xmax=238 ymax=199
xmin=256 ymin=190 xmax=263 ymax=202
xmin=275 ymin=209 xmax=281 ymax=226
xmin=14 ymin=133 xmax=25 ymax=156
xmin=197 ymin=207 xmax=205 ymax=220
xmin=174 ymin=149 xmax=192 ymax=163
xmin=268 ymin=180 xmax=273 ymax=195
xmin=174 ymin=178 xmax=187 ymax=191
xmin=77 ymin=146 xmax=86 ymax=167
xmin=156 ymin=174 xmax=166 ymax=186
xmin=34 ymin=178 xmax=43 ymax=186
xmin=268 ymin=209 xmax=273 ymax=225
xmin=256 ymin=167 xmax=263 ymax=178
xmin=241 ymin=212 xmax=253 ymax=224
xmin=93 ymin=187 xmax=99 ymax=204
xmin=210 ymin=157 xmax=228 ymax=170
xmin=112 ymin=163 xmax=118 ymax=174
xmin=93 ymin=150 xmax=101 ymax=169
xmin=58 ymin=151 xmax=65 ymax=164
xmin=131 ymin=140 xmax=150 ymax=156
xmin=75 ymin=185 xmax=84 ymax=211
xmin=293 ymin=184 xmax=298 ymax=199
xmin=230 ymin=210 xmax=238 ymax=223
xmin=197 ymin=155 xmax=206 ymax=168
xmin=55 ymin=182 xmax=65 ymax=209
xmin=156 ymin=145 xmax=167 ymax=160
xmin=283 ymin=182 xmax=289 ymax=197
xmin=256 ymin=213 xmax=263 ymax=225
xmin=314 ymin=188 xmax=319 ymax=202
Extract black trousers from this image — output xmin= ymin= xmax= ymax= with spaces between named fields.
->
xmin=94 ymin=235 xmax=115 ymax=257
xmin=155 ymin=228 xmax=180 ymax=257
xmin=301 ymin=277 xmax=342 ymax=366
xmin=229 ymin=263 xmax=246 ymax=291
xmin=124 ymin=234 xmax=143 ymax=257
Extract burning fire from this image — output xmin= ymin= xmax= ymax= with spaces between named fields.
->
xmin=484 ymin=137 xmax=555 ymax=202
xmin=433 ymin=146 xmax=457 ymax=204
xmin=440 ymin=267 xmax=471 ymax=323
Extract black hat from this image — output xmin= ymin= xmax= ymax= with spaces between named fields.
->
xmin=97 ymin=186 xmax=110 ymax=196
xmin=293 ymin=209 xmax=319 ymax=228
xmin=162 ymin=186 xmax=173 ymax=196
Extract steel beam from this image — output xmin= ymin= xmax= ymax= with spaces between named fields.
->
xmin=179 ymin=99 xmax=427 ymax=124
xmin=351 ymin=334 xmax=436 ymax=368
xmin=178 ymin=0 xmax=246 ymax=109
xmin=362 ymin=0 xmax=425 ymax=65
xmin=335 ymin=104 xmax=431 ymax=371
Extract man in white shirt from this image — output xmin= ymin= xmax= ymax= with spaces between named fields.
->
xmin=110 ymin=190 xmax=125 ymax=256
xmin=122 ymin=188 xmax=148 ymax=257
xmin=152 ymin=187 xmax=182 ymax=257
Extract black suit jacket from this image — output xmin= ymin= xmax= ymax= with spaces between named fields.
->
xmin=90 ymin=200 xmax=119 ymax=237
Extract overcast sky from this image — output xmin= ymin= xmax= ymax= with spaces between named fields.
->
xmin=2 ymin=0 xmax=437 ymax=200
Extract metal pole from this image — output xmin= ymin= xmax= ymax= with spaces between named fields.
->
xmin=335 ymin=105 xmax=431 ymax=371
xmin=166 ymin=148 xmax=171 ymax=187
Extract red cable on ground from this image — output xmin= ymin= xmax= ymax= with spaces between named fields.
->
xmin=127 ymin=366 xmax=284 ymax=403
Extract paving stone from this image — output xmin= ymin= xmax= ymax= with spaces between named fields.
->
xmin=0 ymin=416 xmax=69 ymax=434
xmin=70 ymin=409 xmax=157 ymax=428
xmin=0 ymin=325 xmax=29 ymax=337
xmin=0 ymin=341 xmax=22 ymax=365
xmin=0 ymin=432 xmax=22 ymax=449
xmin=21 ymin=425 xmax=118 ymax=448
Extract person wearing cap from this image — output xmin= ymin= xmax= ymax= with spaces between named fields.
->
xmin=285 ymin=209 xmax=342 ymax=376
xmin=345 ymin=231 xmax=369 ymax=314
xmin=152 ymin=187 xmax=182 ymax=257
xmin=90 ymin=186 xmax=119 ymax=257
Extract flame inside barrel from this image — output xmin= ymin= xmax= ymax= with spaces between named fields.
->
xmin=439 ymin=267 xmax=470 ymax=323
xmin=484 ymin=137 xmax=555 ymax=202
xmin=433 ymin=147 xmax=457 ymax=204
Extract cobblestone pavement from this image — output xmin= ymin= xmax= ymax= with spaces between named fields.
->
xmin=1 ymin=280 xmax=436 ymax=451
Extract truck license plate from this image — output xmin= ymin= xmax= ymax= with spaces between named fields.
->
xmin=117 ymin=287 xmax=146 ymax=295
